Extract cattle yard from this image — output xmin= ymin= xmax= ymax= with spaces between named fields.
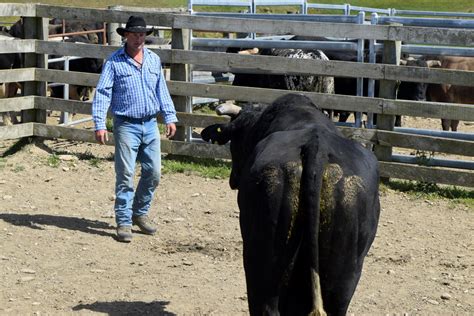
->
xmin=0 ymin=3 xmax=473 ymax=187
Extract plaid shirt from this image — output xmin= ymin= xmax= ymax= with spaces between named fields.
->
xmin=92 ymin=46 xmax=177 ymax=131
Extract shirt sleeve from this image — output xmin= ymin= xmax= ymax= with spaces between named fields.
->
xmin=92 ymin=59 xmax=114 ymax=131
xmin=155 ymin=57 xmax=178 ymax=124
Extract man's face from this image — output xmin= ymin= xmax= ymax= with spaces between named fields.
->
xmin=124 ymin=32 xmax=146 ymax=51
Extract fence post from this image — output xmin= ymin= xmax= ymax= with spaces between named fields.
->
xmin=355 ymin=11 xmax=365 ymax=127
xmin=107 ymin=5 xmax=122 ymax=46
xmin=374 ymin=27 xmax=401 ymax=181
xmin=22 ymin=16 xmax=48 ymax=124
xmin=170 ymin=27 xmax=191 ymax=142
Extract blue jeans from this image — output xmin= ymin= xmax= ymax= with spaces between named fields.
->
xmin=113 ymin=115 xmax=161 ymax=227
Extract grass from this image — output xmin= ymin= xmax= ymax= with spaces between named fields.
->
xmin=89 ymin=157 xmax=102 ymax=168
xmin=382 ymin=180 xmax=474 ymax=209
xmin=12 ymin=164 xmax=25 ymax=172
xmin=162 ymin=154 xmax=231 ymax=179
xmin=76 ymin=149 xmax=112 ymax=168
xmin=46 ymin=153 xmax=61 ymax=168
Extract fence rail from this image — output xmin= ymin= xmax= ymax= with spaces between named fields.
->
xmin=189 ymin=0 xmax=474 ymax=19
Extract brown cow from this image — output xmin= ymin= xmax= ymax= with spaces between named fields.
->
xmin=426 ymin=56 xmax=474 ymax=131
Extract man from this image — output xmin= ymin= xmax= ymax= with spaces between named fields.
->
xmin=92 ymin=16 xmax=177 ymax=242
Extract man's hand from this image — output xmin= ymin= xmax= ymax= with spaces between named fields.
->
xmin=95 ymin=129 xmax=109 ymax=145
xmin=166 ymin=123 xmax=176 ymax=139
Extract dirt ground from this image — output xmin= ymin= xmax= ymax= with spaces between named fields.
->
xmin=0 ymin=113 xmax=473 ymax=315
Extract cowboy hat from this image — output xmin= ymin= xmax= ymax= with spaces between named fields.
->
xmin=116 ymin=16 xmax=153 ymax=37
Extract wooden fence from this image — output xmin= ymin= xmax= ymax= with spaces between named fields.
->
xmin=0 ymin=3 xmax=473 ymax=187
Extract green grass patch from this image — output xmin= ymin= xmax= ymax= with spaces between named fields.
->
xmin=106 ymin=118 xmax=114 ymax=133
xmin=89 ymin=157 xmax=102 ymax=168
xmin=383 ymin=180 xmax=474 ymax=209
xmin=12 ymin=164 xmax=25 ymax=172
xmin=46 ymin=153 xmax=61 ymax=168
xmin=162 ymin=154 xmax=231 ymax=179
xmin=75 ymin=149 xmax=111 ymax=168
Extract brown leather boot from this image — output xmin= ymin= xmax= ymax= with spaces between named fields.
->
xmin=132 ymin=215 xmax=157 ymax=235
xmin=116 ymin=225 xmax=132 ymax=242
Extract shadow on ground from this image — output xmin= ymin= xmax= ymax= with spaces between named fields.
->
xmin=73 ymin=300 xmax=175 ymax=315
xmin=0 ymin=213 xmax=115 ymax=237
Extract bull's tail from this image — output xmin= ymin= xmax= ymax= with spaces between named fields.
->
xmin=300 ymin=133 xmax=327 ymax=316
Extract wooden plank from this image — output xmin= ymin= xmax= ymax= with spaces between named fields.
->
xmin=0 ymin=68 xmax=35 ymax=83
xmin=377 ymin=130 xmax=474 ymax=157
xmin=174 ymin=15 xmax=474 ymax=46
xmin=36 ymin=40 xmax=117 ymax=60
xmin=161 ymin=139 xmax=231 ymax=159
xmin=0 ymin=123 xmax=34 ymax=140
xmin=382 ymin=99 xmax=474 ymax=121
xmin=33 ymin=123 xmax=109 ymax=144
xmin=0 ymin=96 xmax=35 ymax=112
xmin=0 ymin=39 xmax=35 ymax=54
xmin=338 ymin=126 xmax=474 ymax=156
xmin=35 ymin=96 xmax=93 ymax=115
xmin=152 ymin=49 xmax=173 ymax=63
xmin=374 ymin=39 xmax=400 ymax=163
xmin=0 ymin=3 xmax=36 ymax=17
xmin=379 ymin=161 xmax=474 ymax=187
xmin=174 ymin=49 xmax=386 ymax=79
xmin=22 ymin=16 xmax=48 ymax=124
xmin=158 ymin=112 xmax=230 ymax=128
xmin=35 ymin=69 xmax=100 ymax=86
xmin=324 ymin=126 xmax=474 ymax=157
xmin=167 ymin=81 xmax=383 ymax=113
xmin=385 ymin=64 xmax=474 ymax=87
xmin=34 ymin=4 xmax=174 ymax=26
xmin=170 ymin=49 xmax=474 ymax=87
xmin=170 ymin=28 xmax=191 ymax=141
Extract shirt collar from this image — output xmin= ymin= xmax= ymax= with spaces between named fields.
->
xmin=119 ymin=45 xmax=149 ymax=66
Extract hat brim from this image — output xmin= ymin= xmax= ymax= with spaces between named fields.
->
xmin=117 ymin=27 xmax=153 ymax=37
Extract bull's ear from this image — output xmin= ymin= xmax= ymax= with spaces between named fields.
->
xmin=201 ymin=124 xmax=231 ymax=145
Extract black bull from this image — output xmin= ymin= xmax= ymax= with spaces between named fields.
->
xmin=201 ymin=94 xmax=380 ymax=315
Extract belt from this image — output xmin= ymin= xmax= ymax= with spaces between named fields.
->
xmin=115 ymin=115 xmax=156 ymax=123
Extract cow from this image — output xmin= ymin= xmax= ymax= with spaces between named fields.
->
xmin=48 ymin=19 xmax=105 ymax=44
xmin=231 ymin=47 xmax=334 ymax=95
xmin=230 ymin=47 xmax=336 ymax=120
xmin=426 ymin=56 xmax=474 ymax=131
xmin=9 ymin=18 xmax=105 ymax=44
xmin=201 ymin=93 xmax=380 ymax=315
xmin=47 ymin=35 xmax=103 ymax=122
xmin=48 ymin=35 xmax=103 ymax=101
